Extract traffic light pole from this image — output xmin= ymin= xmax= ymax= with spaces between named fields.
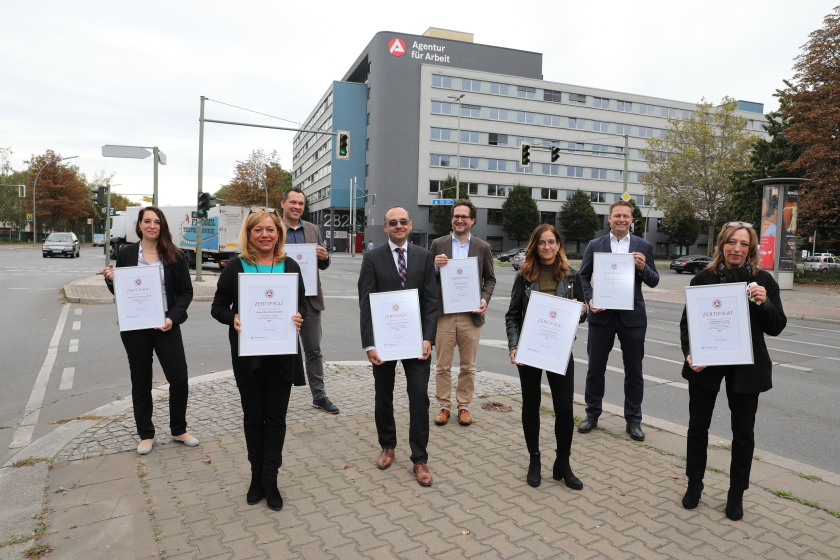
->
xmin=350 ymin=176 xmax=375 ymax=257
xmin=104 ymin=185 xmax=112 ymax=267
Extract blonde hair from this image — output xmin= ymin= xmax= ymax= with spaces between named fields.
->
xmin=238 ymin=211 xmax=286 ymax=264
xmin=708 ymin=224 xmax=760 ymax=276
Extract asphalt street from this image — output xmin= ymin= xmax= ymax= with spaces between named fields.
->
xmin=2 ymin=246 xmax=839 ymax=475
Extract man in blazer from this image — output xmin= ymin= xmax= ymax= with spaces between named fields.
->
xmin=358 ymin=206 xmax=438 ymax=486
xmin=280 ymin=187 xmax=337 ymax=414
xmin=578 ymin=200 xmax=659 ymax=441
xmin=429 ymin=200 xmax=496 ymax=427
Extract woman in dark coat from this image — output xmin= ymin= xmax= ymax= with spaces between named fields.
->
xmin=103 ymin=206 xmax=197 ymax=455
xmin=679 ymin=223 xmax=787 ymax=520
xmin=505 ymin=224 xmax=587 ymax=489
xmin=211 ymin=209 xmax=306 ymax=511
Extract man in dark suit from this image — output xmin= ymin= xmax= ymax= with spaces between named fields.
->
xmin=578 ymin=200 xmax=659 ymax=441
xmin=358 ymin=206 xmax=438 ymax=486
xmin=429 ymin=200 xmax=496 ymax=427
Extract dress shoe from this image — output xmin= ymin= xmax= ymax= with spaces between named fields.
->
xmin=376 ymin=448 xmax=395 ymax=469
xmin=726 ymin=488 xmax=744 ymax=521
xmin=577 ymin=416 xmax=598 ymax=433
xmin=313 ymin=398 xmax=340 ymax=414
xmin=626 ymin=422 xmax=645 ymax=441
xmin=458 ymin=409 xmax=473 ymax=426
xmin=682 ymin=480 xmax=703 ymax=509
xmin=434 ymin=409 xmax=450 ymax=426
xmin=262 ymin=478 xmax=283 ymax=511
xmin=136 ymin=440 xmax=154 ymax=455
xmin=172 ymin=434 xmax=199 ymax=447
xmin=552 ymin=458 xmax=584 ymax=490
xmin=526 ymin=453 xmax=541 ymax=487
xmin=247 ymin=473 xmax=264 ymax=505
xmin=413 ymin=463 xmax=433 ymax=487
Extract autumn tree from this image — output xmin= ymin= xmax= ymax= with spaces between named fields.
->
xmin=216 ymin=149 xmax=293 ymax=209
xmin=559 ymin=189 xmax=599 ymax=253
xmin=429 ymin=175 xmax=469 ymax=237
xmin=780 ymin=6 xmax=840 ymax=238
xmin=27 ymin=151 xmax=89 ymax=233
xmin=0 ymin=147 xmax=29 ymax=238
xmin=643 ymin=97 xmax=757 ymax=255
xmin=501 ymin=184 xmax=540 ymax=247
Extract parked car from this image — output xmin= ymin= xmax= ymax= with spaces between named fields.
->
xmin=498 ymin=248 xmax=522 ymax=262
xmin=510 ymin=250 xmax=527 ymax=271
xmin=669 ymin=255 xmax=711 ymax=274
xmin=42 ymin=232 xmax=80 ymax=258
xmin=803 ymin=256 xmax=840 ymax=273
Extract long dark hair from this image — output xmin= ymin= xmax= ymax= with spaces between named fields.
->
xmin=136 ymin=206 xmax=183 ymax=267
xmin=519 ymin=224 xmax=571 ymax=282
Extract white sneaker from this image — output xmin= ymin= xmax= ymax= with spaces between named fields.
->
xmin=137 ymin=441 xmax=154 ymax=455
xmin=173 ymin=435 xmax=199 ymax=447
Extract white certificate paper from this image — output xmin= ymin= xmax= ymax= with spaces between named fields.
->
xmin=113 ymin=265 xmax=167 ymax=332
xmin=592 ymin=252 xmax=635 ymax=310
xmin=238 ymin=273 xmax=299 ymax=356
xmin=286 ymin=244 xmax=318 ymax=296
xmin=440 ymin=257 xmax=481 ymax=314
xmin=370 ymin=289 xmax=423 ymax=362
xmin=515 ymin=292 xmax=584 ymax=375
xmin=685 ymin=282 xmax=754 ymax=367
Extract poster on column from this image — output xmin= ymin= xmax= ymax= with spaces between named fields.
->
xmin=684 ymin=283 xmax=753 ymax=367
xmin=113 ymin=265 xmax=167 ymax=331
xmin=779 ymin=187 xmax=798 ymax=272
xmin=238 ymin=273 xmax=299 ymax=356
xmin=514 ymin=292 xmax=584 ymax=375
xmin=370 ymin=289 xmax=423 ymax=362
xmin=759 ymin=185 xmax=779 ymax=270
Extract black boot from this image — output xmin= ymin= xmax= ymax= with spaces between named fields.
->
xmin=246 ymin=472 xmax=264 ymax=505
xmin=681 ymin=480 xmax=703 ymax=509
xmin=553 ymin=458 xmax=584 ymax=490
xmin=725 ymin=488 xmax=744 ymax=521
xmin=526 ymin=453 xmax=541 ymax=487
xmin=263 ymin=475 xmax=283 ymax=511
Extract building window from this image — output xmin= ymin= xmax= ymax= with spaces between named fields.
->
xmin=613 ymin=170 xmax=623 ymax=181
xmin=591 ymin=168 xmax=608 ymax=180
xmin=490 ymin=82 xmax=509 ymax=96
xmin=429 ymin=180 xmax=440 ymax=193
xmin=544 ymin=89 xmax=562 ymax=102
xmin=542 ymin=114 xmax=561 ymax=127
xmin=366 ymin=138 xmax=370 ymax=151
xmin=592 ymin=121 xmax=608 ymax=133
xmin=541 ymin=163 xmax=560 ymax=176
xmin=517 ymin=86 xmax=536 ymax=99
xmin=540 ymin=189 xmax=559 ymax=200
xmin=464 ymin=182 xmax=479 ymax=195
xmin=487 ymin=159 xmax=507 ymax=172
xmin=635 ymin=194 xmax=651 ymax=206
xmin=516 ymin=111 xmax=535 ymax=124
xmin=432 ymin=75 xmax=452 ymax=88
xmin=486 ymin=236 xmax=503 ymax=252
xmin=366 ymin=113 xmax=370 ymax=125
xmin=590 ymin=192 xmax=607 ymax=203
xmin=460 ymin=130 xmax=480 ymax=144
xmin=489 ymin=133 xmax=508 ymax=146
xmin=431 ymin=101 xmax=452 ymax=115
xmin=569 ymin=93 xmax=586 ymax=106
xmin=593 ymin=97 xmax=609 ymax=109
xmin=488 ymin=185 xmax=507 ymax=197
xmin=489 ymin=108 xmax=508 ymax=121
xmin=661 ymin=107 xmax=677 ymax=118
xmin=615 ymin=124 xmax=630 ymax=135
xmin=638 ymin=127 xmax=654 ymax=138
xmin=365 ymin=164 xmax=369 ymax=177
xmin=566 ymin=142 xmax=583 ymax=154
xmin=617 ymin=100 xmax=632 ymax=112
xmin=431 ymin=127 xmax=452 ymax=141
xmin=461 ymin=105 xmax=480 ymax=118
xmin=487 ymin=209 xmax=504 ymax=224
xmin=515 ymin=162 xmax=533 ymax=174
xmin=459 ymin=156 xmax=478 ymax=169
xmin=639 ymin=103 xmax=655 ymax=115
xmin=430 ymin=154 xmax=452 ymax=167
xmin=567 ymin=166 xmax=584 ymax=178
xmin=540 ymin=211 xmax=557 ymax=224
xmin=569 ymin=117 xmax=584 ymax=130
xmin=462 ymin=78 xmax=481 ymax=92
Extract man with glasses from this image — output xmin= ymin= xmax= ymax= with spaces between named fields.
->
xmin=279 ymin=187 xmax=338 ymax=414
xmin=578 ymin=200 xmax=659 ymax=441
xmin=358 ymin=206 xmax=438 ymax=486
xmin=429 ymin=200 xmax=496 ymax=427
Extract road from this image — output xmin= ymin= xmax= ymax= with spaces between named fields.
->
xmin=2 ymin=246 xmax=839 ymax=475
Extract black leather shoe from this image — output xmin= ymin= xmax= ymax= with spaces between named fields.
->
xmin=552 ymin=459 xmax=584 ymax=490
xmin=263 ymin=479 xmax=283 ymax=511
xmin=313 ymin=398 xmax=339 ymax=414
xmin=682 ymin=480 xmax=703 ymax=509
xmin=246 ymin=474 xmax=264 ymax=505
xmin=578 ymin=416 xmax=598 ymax=433
xmin=726 ymin=488 xmax=744 ymax=521
xmin=626 ymin=422 xmax=645 ymax=441
xmin=526 ymin=453 xmax=541 ymax=488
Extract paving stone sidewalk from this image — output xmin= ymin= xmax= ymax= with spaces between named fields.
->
xmin=4 ymin=364 xmax=837 ymax=559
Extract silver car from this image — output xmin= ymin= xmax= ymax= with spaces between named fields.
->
xmin=803 ymin=256 xmax=840 ymax=273
xmin=510 ymin=249 xmax=527 ymax=271
xmin=42 ymin=232 xmax=80 ymax=258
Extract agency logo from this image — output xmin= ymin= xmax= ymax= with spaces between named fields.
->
xmin=713 ymin=300 xmax=722 ymax=308
xmin=296 ymin=254 xmax=303 ymax=260
xmin=456 ymin=268 xmax=463 ymax=275
xmin=134 ymin=279 xmax=142 ymax=286
xmin=265 ymin=290 xmax=274 ymax=298
xmin=388 ymin=38 xmax=406 ymax=57
xmin=611 ymin=264 xmax=618 ymax=270
xmin=549 ymin=311 xmax=557 ymax=319
xmin=392 ymin=304 xmax=400 ymax=311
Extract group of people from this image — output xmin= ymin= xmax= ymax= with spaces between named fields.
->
xmin=105 ymin=194 xmax=785 ymax=522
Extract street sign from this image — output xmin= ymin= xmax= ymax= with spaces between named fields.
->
xmin=809 ymin=236 xmax=815 ymax=243
xmin=333 ymin=231 xmax=348 ymax=238
xmin=87 ymin=219 xmax=92 ymax=225
xmin=432 ymin=199 xmax=454 ymax=205
xmin=142 ymin=196 xmax=153 ymax=203
xmin=157 ymin=152 xmax=167 ymax=165
xmin=102 ymin=146 xmax=151 ymax=159
xmin=621 ymin=192 xmax=632 ymax=202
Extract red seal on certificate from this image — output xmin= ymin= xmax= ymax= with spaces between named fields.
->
xmin=265 ymin=290 xmax=274 ymax=298
xmin=135 ymin=278 xmax=142 ymax=286
xmin=392 ymin=304 xmax=399 ymax=311
xmin=712 ymin=300 xmax=722 ymax=308
xmin=297 ymin=254 xmax=302 ymax=260
xmin=611 ymin=264 xmax=617 ymax=270
xmin=549 ymin=310 xmax=557 ymax=318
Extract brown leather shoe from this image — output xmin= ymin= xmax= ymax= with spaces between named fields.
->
xmin=458 ymin=409 xmax=473 ymax=426
xmin=414 ymin=463 xmax=433 ymax=486
xmin=434 ymin=409 xmax=450 ymax=426
xmin=376 ymin=448 xmax=395 ymax=470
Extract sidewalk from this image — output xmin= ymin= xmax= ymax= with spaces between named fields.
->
xmin=1 ymin=363 xmax=837 ymax=559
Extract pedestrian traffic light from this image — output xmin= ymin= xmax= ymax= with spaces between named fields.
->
xmin=337 ymin=131 xmax=350 ymax=160
xmin=91 ymin=186 xmax=106 ymax=205
xmin=550 ymin=146 xmax=561 ymax=163
xmin=519 ymin=142 xmax=531 ymax=168
xmin=197 ymin=191 xmax=216 ymax=219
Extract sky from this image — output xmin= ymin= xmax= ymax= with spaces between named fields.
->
xmin=1 ymin=0 xmax=832 ymax=207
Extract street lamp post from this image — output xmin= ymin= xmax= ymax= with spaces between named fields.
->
xmin=31 ymin=155 xmax=78 ymax=245
xmin=447 ymin=94 xmax=465 ymax=194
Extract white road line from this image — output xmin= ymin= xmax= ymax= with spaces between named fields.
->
xmin=69 ymin=339 xmax=79 ymax=352
xmin=8 ymin=288 xmax=29 ymax=290
xmin=60 ymin=367 xmax=75 ymax=390
xmin=74 ymin=308 xmax=82 ymax=315
xmin=72 ymin=321 xmax=81 ymax=330
xmin=774 ymin=363 xmax=813 ymax=372
xmin=789 ymin=325 xmax=840 ymax=334
xmin=9 ymin=304 xmax=71 ymax=449
xmin=767 ymin=347 xmax=820 ymax=358
xmin=646 ymin=338 xmax=681 ymax=347
xmin=771 ymin=338 xmax=840 ymax=351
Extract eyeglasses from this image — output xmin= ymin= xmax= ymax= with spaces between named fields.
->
xmin=452 ymin=215 xmax=472 ymax=222
xmin=727 ymin=222 xmax=753 ymax=228
xmin=537 ymin=240 xmax=559 ymax=247
xmin=249 ymin=207 xmax=278 ymax=215
xmin=387 ymin=219 xmax=410 ymax=227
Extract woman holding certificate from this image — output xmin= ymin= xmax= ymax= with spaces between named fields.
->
xmin=505 ymin=225 xmax=587 ymax=489
xmin=102 ymin=206 xmax=197 ymax=455
xmin=679 ymin=223 xmax=786 ymax=520
xmin=211 ymin=209 xmax=306 ymax=512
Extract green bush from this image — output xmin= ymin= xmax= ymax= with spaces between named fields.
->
xmin=794 ymin=268 xmax=840 ymax=284
xmin=565 ymin=252 xmax=583 ymax=260
xmin=654 ymin=253 xmax=669 ymax=260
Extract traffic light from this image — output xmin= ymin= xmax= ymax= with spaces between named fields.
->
xmin=337 ymin=131 xmax=350 ymax=160
xmin=197 ymin=191 xmax=216 ymax=219
xmin=91 ymin=186 xmax=106 ymax=205
xmin=519 ymin=142 xmax=531 ymax=168
xmin=551 ymin=146 xmax=561 ymax=163
xmin=18 ymin=185 xmax=25 ymax=198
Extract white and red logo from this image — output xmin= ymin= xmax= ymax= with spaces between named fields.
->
xmin=457 ymin=269 xmax=463 ymax=275
xmin=296 ymin=254 xmax=303 ymax=260
xmin=388 ymin=38 xmax=406 ymax=57
xmin=392 ymin=304 xmax=400 ymax=311
xmin=549 ymin=311 xmax=557 ymax=319
xmin=135 ymin=279 xmax=142 ymax=286
xmin=265 ymin=290 xmax=274 ymax=298
xmin=713 ymin=300 xmax=722 ymax=308
xmin=611 ymin=264 xmax=618 ymax=270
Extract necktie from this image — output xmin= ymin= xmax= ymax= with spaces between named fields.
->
xmin=396 ymin=247 xmax=406 ymax=288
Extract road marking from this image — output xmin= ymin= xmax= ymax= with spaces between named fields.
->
xmin=69 ymin=339 xmax=79 ymax=352
xmin=771 ymin=338 xmax=840 ymax=351
xmin=75 ymin=308 xmax=82 ymax=315
xmin=789 ymin=325 xmax=840 ymax=334
xmin=9 ymin=304 xmax=71 ymax=449
xmin=8 ymin=288 xmax=29 ymax=290
xmin=60 ymin=367 xmax=75 ymax=390
xmin=72 ymin=321 xmax=81 ymax=330
xmin=767 ymin=347 xmax=820 ymax=358
xmin=774 ymin=363 xmax=813 ymax=372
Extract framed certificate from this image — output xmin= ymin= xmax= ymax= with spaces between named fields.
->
xmin=238 ymin=273 xmax=299 ymax=356
xmin=286 ymin=243 xmax=318 ymax=296
xmin=592 ymin=252 xmax=635 ymax=310
xmin=514 ymin=292 xmax=584 ymax=375
xmin=113 ymin=265 xmax=166 ymax=332
xmin=440 ymin=257 xmax=481 ymax=314
xmin=685 ymin=282 xmax=754 ymax=367
xmin=370 ymin=289 xmax=424 ymax=362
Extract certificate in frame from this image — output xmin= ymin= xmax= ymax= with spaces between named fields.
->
xmin=440 ymin=257 xmax=481 ymax=314
xmin=370 ymin=289 xmax=424 ymax=362
xmin=592 ymin=252 xmax=635 ymax=310
xmin=238 ymin=273 xmax=299 ymax=356
xmin=113 ymin=265 xmax=167 ymax=332
xmin=685 ymin=282 xmax=754 ymax=367
xmin=514 ymin=291 xmax=584 ymax=375
xmin=286 ymin=244 xmax=318 ymax=296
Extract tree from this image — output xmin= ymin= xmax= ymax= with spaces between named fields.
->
xmin=643 ymin=97 xmax=757 ymax=255
xmin=27 ymin=150 xmax=88 ymax=232
xmin=559 ymin=189 xmax=599 ymax=253
xmin=0 ymin=147 xmax=29 ymax=238
xmin=780 ymin=6 xmax=840 ymax=238
xmin=628 ymin=199 xmax=647 ymax=238
xmin=216 ymin=149 xmax=293 ymax=209
xmin=429 ymin=175 xmax=469 ymax=237
xmin=501 ymin=184 xmax=539 ymax=247
xmin=663 ymin=201 xmax=702 ymax=255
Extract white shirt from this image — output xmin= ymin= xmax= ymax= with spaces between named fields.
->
xmin=610 ymin=232 xmax=631 ymax=254
xmin=388 ymin=239 xmax=409 ymax=272
xmin=138 ymin=245 xmax=168 ymax=312
xmin=451 ymin=233 xmax=471 ymax=259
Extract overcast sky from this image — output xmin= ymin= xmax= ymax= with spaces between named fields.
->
xmin=1 ymin=0 xmax=831 ymax=206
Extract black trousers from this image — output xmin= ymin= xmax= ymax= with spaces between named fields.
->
xmin=235 ymin=360 xmax=293 ymax=478
xmin=120 ymin=324 xmax=189 ymax=440
xmin=518 ymin=359 xmax=575 ymax=458
xmin=686 ymin=373 xmax=759 ymax=491
xmin=372 ymin=358 xmax=430 ymax=464
xmin=585 ymin=315 xmax=646 ymax=423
